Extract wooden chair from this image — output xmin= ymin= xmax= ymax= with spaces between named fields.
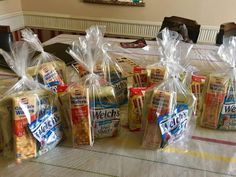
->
xmin=0 ymin=25 xmax=13 ymax=51
xmin=160 ymin=16 xmax=201 ymax=43
xmin=0 ymin=25 xmax=13 ymax=68
xmin=216 ymin=22 xmax=236 ymax=45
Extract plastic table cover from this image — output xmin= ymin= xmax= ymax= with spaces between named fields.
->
xmin=0 ymin=35 xmax=235 ymax=177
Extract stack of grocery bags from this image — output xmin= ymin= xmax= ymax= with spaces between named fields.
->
xmin=0 ymin=25 xmax=236 ymax=163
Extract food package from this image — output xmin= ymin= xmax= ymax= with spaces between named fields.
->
xmin=200 ymin=74 xmax=228 ymax=129
xmin=112 ymin=77 xmax=128 ymax=105
xmin=72 ymin=63 xmax=106 ymax=84
xmin=0 ymin=42 xmax=63 ymax=162
xmin=70 ymin=26 xmax=127 ymax=106
xmin=21 ymin=28 xmax=67 ymax=92
xmin=200 ymin=37 xmax=236 ymax=130
xmin=190 ymin=74 xmax=207 ymax=116
xmin=128 ymin=87 xmax=146 ymax=131
xmin=67 ymin=26 xmax=121 ymax=140
xmin=148 ymin=65 xmax=168 ymax=86
xmin=90 ymin=85 xmax=120 ymax=138
xmin=133 ymin=66 xmax=148 ymax=87
xmin=142 ymin=28 xmax=196 ymax=149
xmin=142 ymin=70 xmax=196 ymax=149
xmin=58 ymin=84 xmax=93 ymax=147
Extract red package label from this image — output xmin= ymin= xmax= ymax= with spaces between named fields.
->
xmin=192 ymin=74 xmax=207 ymax=82
xmin=57 ymin=84 xmax=69 ymax=93
xmin=71 ymin=105 xmax=89 ymax=124
xmin=129 ymin=87 xmax=146 ymax=97
xmin=14 ymin=118 xmax=29 ymax=137
xmin=133 ymin=66 xmax=146 ymax=73
xmin=205 ymin=92 xmax=225 ymax=105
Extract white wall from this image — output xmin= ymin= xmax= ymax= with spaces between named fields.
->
xmin=21 ymin=0 xmax=236 ymax=26
xmin=0 ymin=0 xmax=22 ymax=15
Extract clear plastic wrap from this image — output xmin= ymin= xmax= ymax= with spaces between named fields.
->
xmin=0 ymin=41 xmax=63 ymax=162
xmin=2 ymin=27 xmax=236 ymax=177
xmin=71 ymin=26 xmax=127 ymax=105
xmin=57 ymin=83 xmax=92 ymax=147
xmin=21 ymin=28 xmax=67 ymax=92
xmin=142 ymin=28 xmax=196 ymax=149
xmin=200 ymin=36 xmax=236 ymax=130
xmin=59 ymin=26 xmax=122 ymax=147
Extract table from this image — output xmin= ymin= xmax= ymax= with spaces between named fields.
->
xmin=0 ymin=35 xmax=235 ymax=177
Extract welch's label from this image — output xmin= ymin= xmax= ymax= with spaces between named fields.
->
xmin=91 ymin=107 xmax=120 ymax=138
xmin=92 ymin=108 xmax=120 ymax=120
xmin=221 ymin=104 xmax=236 ymax=114
xmin=158 ymin=104 xmax=188 ymax=148
xmin=29 ymin=112 xmax=61 ymax=142
xmin=28 ymin=107 xmax=62 ymax=155
xmin=218 ymin=83 xmax=236 ymax=130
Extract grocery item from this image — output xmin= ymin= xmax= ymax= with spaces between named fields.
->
xmin=90 ymin=85 xmax=120 ymax=138
xmin=191 ymin=74 xmax=207 ymax=116
xmin=21 ymin=28 xmax=67 ymax=92
xmin=0 ymin=41 xmax=63 ymax=162
xmin=201 ymin=74 xmax=229 ymax=129
xmin=128 ymin=87 xmax=146 ymax=131
xmin=67 ymin=26 xmax=121 ymax=140
xmin=112 ymin=78 xmax=128 ymax=105
xmin=142 ymin=28 xmax=196 ymax=149
xmin=149 ymin=66 xmax=168 ymax=86
xmin=58 ymin=84 xmax=93 ymax=146
xmin=133 ymin=66 xmax=148 ymax=87
xmin=142 ymin=89 xmax=175 ymax=148
xmin=13 ymin=93 xmax=38 ymax=161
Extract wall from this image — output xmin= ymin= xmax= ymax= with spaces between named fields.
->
xmin=0 ymin=0 xmax=23 ymax=32
xmin=21 ymin=0 xmax=236 ymax=27
xmin=0 ymin=0 xmax=22 ymax=15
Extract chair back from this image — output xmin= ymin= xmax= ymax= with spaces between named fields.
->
xmin=160 ymin=16 xmax=201 ymax=43
xmin=216 ymin=22 xmax=236 ymax=45
xmin=0 ymin=25 xmax=13 ymax=69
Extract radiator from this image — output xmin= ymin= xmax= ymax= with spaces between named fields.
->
xmin=0 ymin=11 xmax=220 ymax=44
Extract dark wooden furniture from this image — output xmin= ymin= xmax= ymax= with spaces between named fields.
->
xmin=216 ymin=22 xmax=236 ymax=45
xmin=0 ymin=25 xmax=13 ymax=69
xmin=0 ymin=25 xmax=13 ymax=51
xmin=160 ymin=16 xmax=201 ymax=43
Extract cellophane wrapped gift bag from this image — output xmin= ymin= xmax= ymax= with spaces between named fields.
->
xmin=58 ymin=26 xmax=124 ymax=147
xmin=200 ymin=36 xmax=236 ymax=130
xmin=0 ymin=42 xmax=63 ymax=162
xmin=21 ymin=28 xmax=67 ymax=93
xmin=142 ymin=28 xmax=196 ymax=149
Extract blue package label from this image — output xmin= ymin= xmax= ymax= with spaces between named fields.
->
xmin=158 ymin=104 xmax=188 ymax=148
xmin=28 ymin=95 xmax=62 ymax=156
xmin=91 ymin=107 xmax=120 ymax=138
xmin=94 ymin=119 xmax=120 ymax=138
xmin=219 ymin=83 xmax=236 ymax=130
